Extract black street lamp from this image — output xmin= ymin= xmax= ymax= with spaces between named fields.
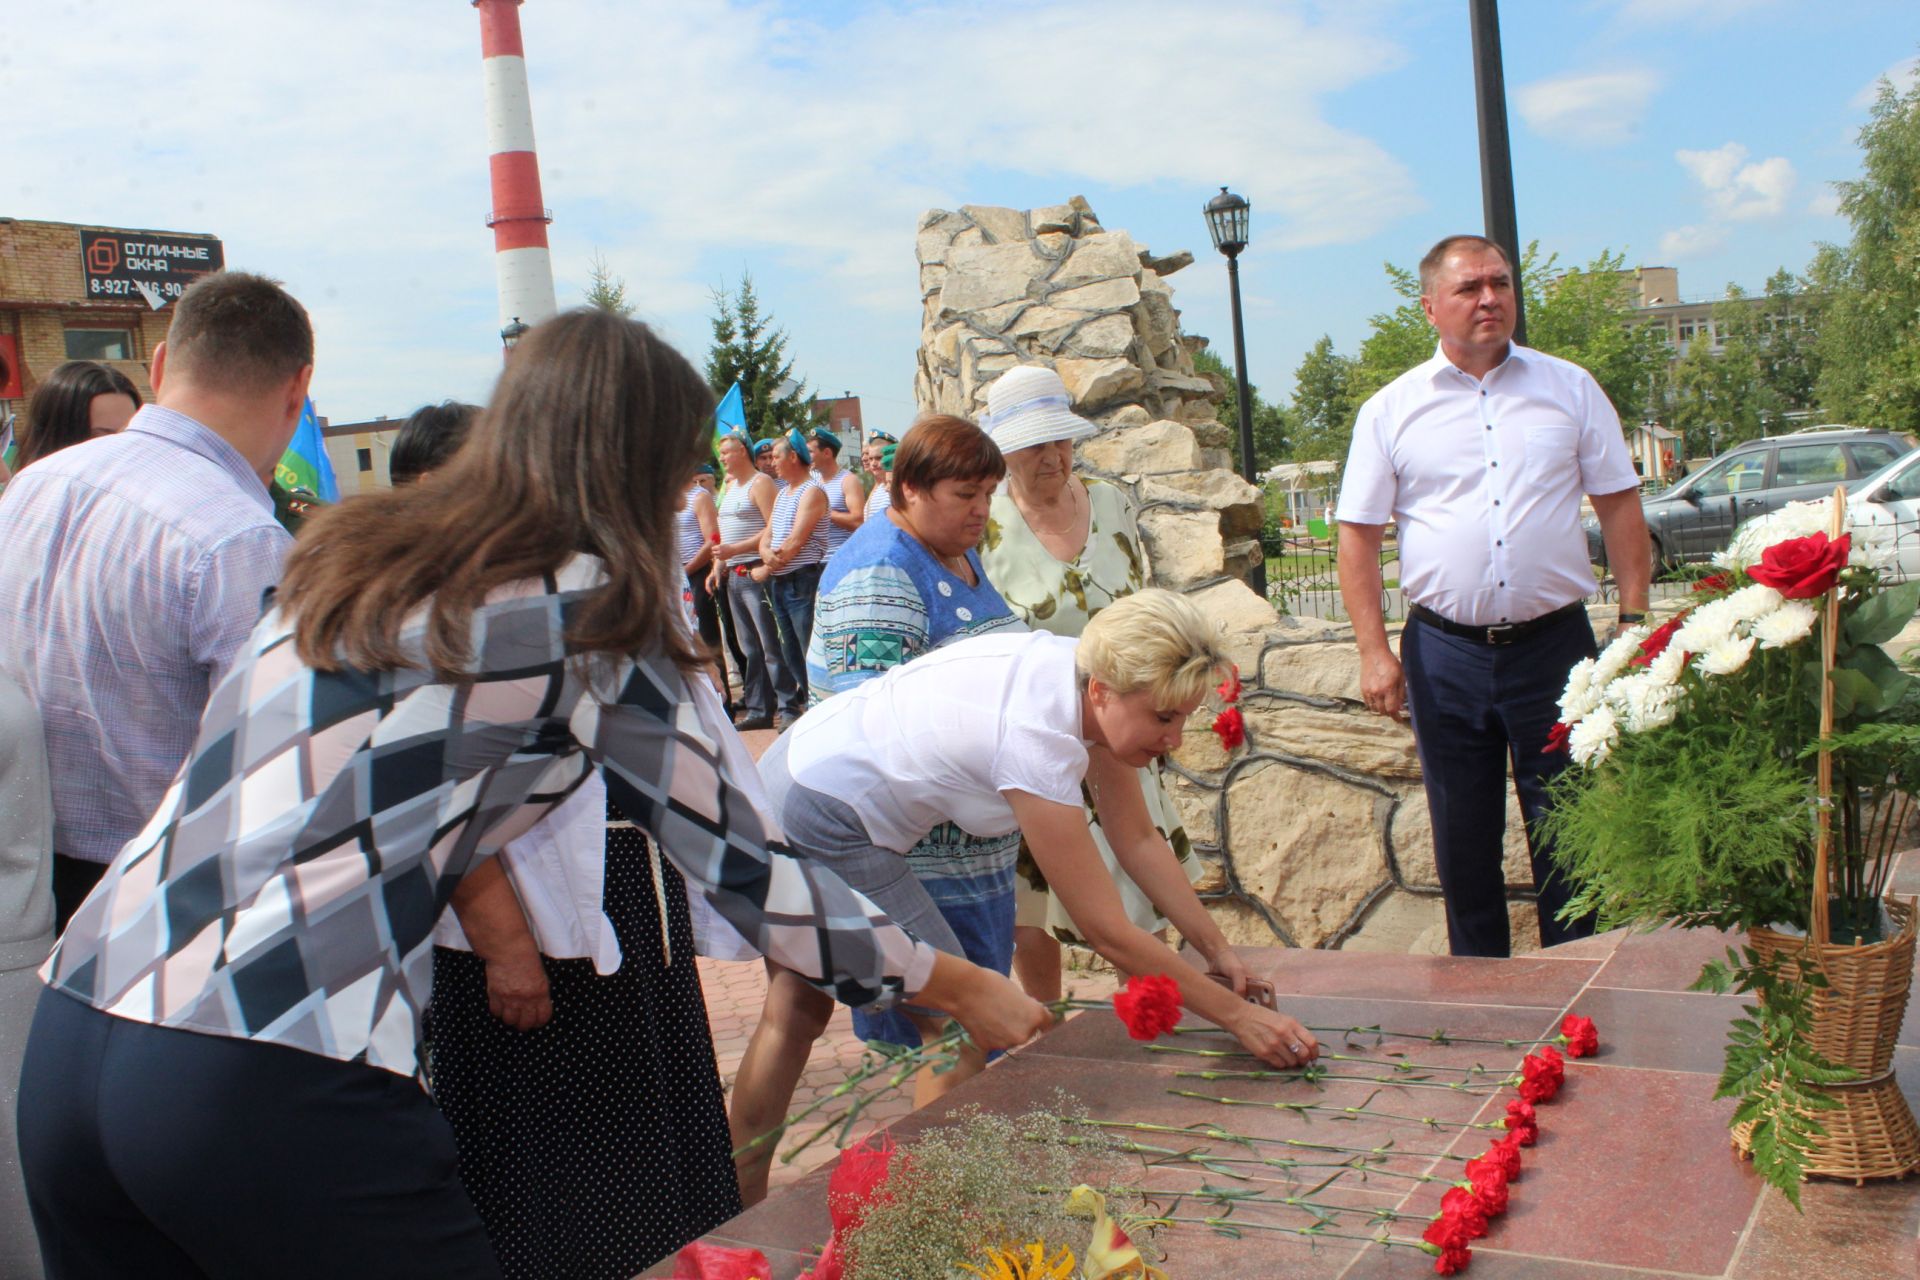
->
xmin=500 ymin=316 xmax=530 ymax=357
xmin=1204 ymin=185 xmax=1266 ymax=599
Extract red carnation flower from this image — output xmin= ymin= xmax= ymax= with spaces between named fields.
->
xmin=1423 ymin=1207 xmax=1476 ymax=1252
xmin=1217 ymin=667 xmax=1243 ymax=703
xmin=1468 ymin=1161 xmax=1510 ymax=1216
xmin=1112 ymin=973 xmax=1183 ymax=1041
xmin=1503 ymin=1099 xmax=1539 ymax=1146
xmin=1475 ymin=1134 xmax=1523 ymax=1182
xmin=1212 ymin=706 xmax=1246 ymax=750
xmin=1560 ymin=1014 xmax=1599 ymax=1058
xmin=1433 ymin=1240 xmax=1473 ymax=1275
xmin=1628 ymin=611 xmax=1688 ymax=667
xmin=1693 ymin=572 xmax=1733 ymax=596
xmin=1542 ymin=721 xmax=1572 ymax=756
xmin=1520 ymin=1047 xmax=1565 ymax=1103
xmin=1439 ymin=1186 xmax=1490 ymax=1239
xmin=1746 ymin=531 xmax=1851 ymax=600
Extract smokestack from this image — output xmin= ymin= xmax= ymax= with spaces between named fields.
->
xmin=473 ymin=0 xmax=557 ymax=337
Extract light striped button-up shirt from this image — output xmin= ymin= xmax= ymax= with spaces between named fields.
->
xmin=0 ymin=406 xmax=291 ymax=862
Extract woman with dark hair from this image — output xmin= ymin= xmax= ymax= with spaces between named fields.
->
xmin=13 ymin=361 xmax=140 ymax=471
xmin=388 ymin=400 xmax=480 ymax=486
xmin=17 ymin=309 xmax=1047 ymax=1279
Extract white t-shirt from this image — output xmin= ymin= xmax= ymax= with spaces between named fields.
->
xmin=1336 ymin=342 xmax=1639 ymax=627
xmin=786 ymin=630 xmax=1089 ymax=853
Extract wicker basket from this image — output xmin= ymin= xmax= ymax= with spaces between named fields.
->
xmin=1736 ymin=897 xmax=1920 ymax=1183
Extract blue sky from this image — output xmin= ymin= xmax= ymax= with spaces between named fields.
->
xmin=7 ymin=1 xmax=1915 ymax=426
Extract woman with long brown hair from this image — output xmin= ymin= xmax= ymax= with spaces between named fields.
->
xmin=17 ymin=310 xmax=1047 ymax=1279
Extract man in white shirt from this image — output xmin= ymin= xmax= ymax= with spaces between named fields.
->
xmin=1336 ymin=235 xmax=1650 ymax=957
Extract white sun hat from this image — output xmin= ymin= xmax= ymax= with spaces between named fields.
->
xmin=982 ymin=365 xmax=1099 ymax=455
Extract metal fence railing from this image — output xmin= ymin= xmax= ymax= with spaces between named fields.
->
xmin=1258 ymin=500 xmax=1920 ymax=626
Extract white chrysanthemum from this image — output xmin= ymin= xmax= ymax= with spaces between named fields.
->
xmin=1724 ymin=498 xmax=1838 ymax=570
xmin=1614 ymin=673 xmax=1685 ymax=733
xmin=1724 ymin=582 xmax=1785 ymax=624
xmin=1558 ymin=658 xmax=1598 ymax=721
xmin=1750 ymin=600 xmax=1818 ymax=649
xmin=1568 ymin=704 xmax=1619 ymax=766
xmin=1694 ymin=633 xmax=1756 ymax=677
xmin=1592 ymin=625 xmax=1650 ymax=686
xmin=1850 ymin=527 xmax=1898 ymax=571
xmin=1673 ymin=602 xmax=1737 ymax=655
xmin=1649 ymin=642 xmax=1689 ymax=685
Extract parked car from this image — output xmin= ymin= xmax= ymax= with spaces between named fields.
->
xmin=1846 ymin=449 xmax=1920 ymax=582
xmin=1586 ymin=427 xmax=1913 ymax=569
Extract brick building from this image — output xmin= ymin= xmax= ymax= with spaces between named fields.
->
xmin=0 ymin=217 xmax=224 ymax=415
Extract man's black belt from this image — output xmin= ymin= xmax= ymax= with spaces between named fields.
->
xmin=1408 ymin=600 xmax=1585 ymax=646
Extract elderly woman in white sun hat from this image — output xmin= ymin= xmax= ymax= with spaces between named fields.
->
xmin=976 ymin=364 xmax=1207 ymax=1003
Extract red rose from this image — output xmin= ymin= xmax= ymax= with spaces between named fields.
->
xmin=1746 ymin=531 xmax=1851 ymax=600
xmin=1112 ymin=973 xmax=1184 ymax=1040
xmin=1628 ymin=611 xmax=1688 ymax=667
xmin=1217 ymin=667 xmax=1243 ymax=703
xmin=826 ymin=1134 xmax=894 ymax=1238
xmin=1440 ymin=1186 xmax=1490 ymax=1239
xmin=1212 ymin=706 xmax=1246 ymax=750
xmin=1503 ymin=1099 xmax=1539 ymax=1146
xmin=673 ymin=1242 xmax=771 ymax=1279
xmin=1433 ymin=1240 xmax=1473 ymax=1275
xmin=1560 ymin=1014 xmax=1599 ymax=1058
xmin=1542 ymin=721 xmax=1571 ymax=756
xmin=1468 ymin=1162 xmax=1510 ymax=1216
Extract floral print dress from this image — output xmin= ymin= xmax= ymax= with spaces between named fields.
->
xmin=979 ymin=478 xmax=1201 ymax=943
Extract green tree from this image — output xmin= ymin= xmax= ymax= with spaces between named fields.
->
xmin=1526 ymin=248 xmax=1672 ymax=424
xmin=705 ymin=273 xmax=812 ymax=436
xmin=1754 ymin=267 xmax=1823 ymax=419
xmin=1287 ymin=335 xmax=1357 ymax=463
xmin=1668 ymin=304 xmax=1769 ymax=457
xmin=1813 ymin=69 xmax=1920 ymax=428
xmin=584 ymin=250 xmax=633 ymax=316
xmin=1193 ymin=345 xmax=1291 ymax=471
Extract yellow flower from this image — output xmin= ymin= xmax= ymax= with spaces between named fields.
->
xmin=958 ymin=1241 xmax=1078 ymax=1280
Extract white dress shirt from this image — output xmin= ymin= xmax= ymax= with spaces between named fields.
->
xmin=1337 ymin=343 xmax=1639 ymax=627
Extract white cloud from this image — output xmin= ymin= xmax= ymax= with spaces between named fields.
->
xmin=1613 ymin=0 xmax=1778 ymax=25
xmin=1515 ymin=70 xmax=1660 ymax=146
xmin=1660 ymin=225 xmax=1729 ymax=259
xmin=1853 ymin=56 xmax=1920 ymax=109
xmin=1676 ymin=143 xmax=1797 ymax=220
xmin=4 ymin=1 xmax=1421 ymax=418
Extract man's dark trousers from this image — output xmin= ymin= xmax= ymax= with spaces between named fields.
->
xmin=1400 ymin=607 xmax=1599 ymax=957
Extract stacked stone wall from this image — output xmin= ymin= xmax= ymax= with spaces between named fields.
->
xmin=916 ymin=197 xmax=1549 ymax=956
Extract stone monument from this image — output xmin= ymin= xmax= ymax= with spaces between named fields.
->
xmin=915 ymin=197 xmax=1544 ymax=955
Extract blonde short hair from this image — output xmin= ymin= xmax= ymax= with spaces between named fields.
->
xmin=1076 ymin=589 xmax=1230 ymax=709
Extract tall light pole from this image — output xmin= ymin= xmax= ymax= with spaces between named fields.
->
xmin=1204 ymin=186 xmax=1265 ymax=599
xmin=1469 ymin=0 xmax=1527 ymax=345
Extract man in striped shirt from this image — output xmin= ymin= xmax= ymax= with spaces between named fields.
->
xmin=0 ymin=272 xmax=313 ymax=929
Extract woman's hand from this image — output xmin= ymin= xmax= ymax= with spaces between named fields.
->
xmin=1224 ymin=1004 xmax=1319 ymax=1069
xmin=1205 ymin=946 xmax=1251 ymax=997
xmin=926 ymin=955 xmax=1052 ymax=1052
xmin=485 ymin=952 xmax=553 ymax=1031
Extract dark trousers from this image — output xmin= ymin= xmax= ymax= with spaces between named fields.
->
xmin=687 ymin=568 xmax=739 ymax=710
xmin=51 ymin=855 xmax=107 ymax=935
xmin=17 ymin=989 xmax=502 ymax=1280
xmin=1400 ymin=607 xmax=1599 ymax=958
xmin=722 ymin=567 xmax=793 ymax=721
xmin=768 ymin=563 xmax=823 ymax=718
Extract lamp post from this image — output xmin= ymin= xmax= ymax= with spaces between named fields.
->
xmin=500 ymin=316 xmax=529 ymax=359
xmin=1204 ymin=185 xmax=1265 ymax=598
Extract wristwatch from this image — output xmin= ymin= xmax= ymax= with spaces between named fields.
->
xmin=1617 ymin=611 xmax=1646 ymax=625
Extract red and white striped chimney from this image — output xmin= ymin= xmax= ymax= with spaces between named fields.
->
xmin=473 ymin=0 xmax=557 ymax=336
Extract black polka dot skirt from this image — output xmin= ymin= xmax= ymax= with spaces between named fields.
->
xmin=429 ymin=805 xmax=743 ymax=1280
